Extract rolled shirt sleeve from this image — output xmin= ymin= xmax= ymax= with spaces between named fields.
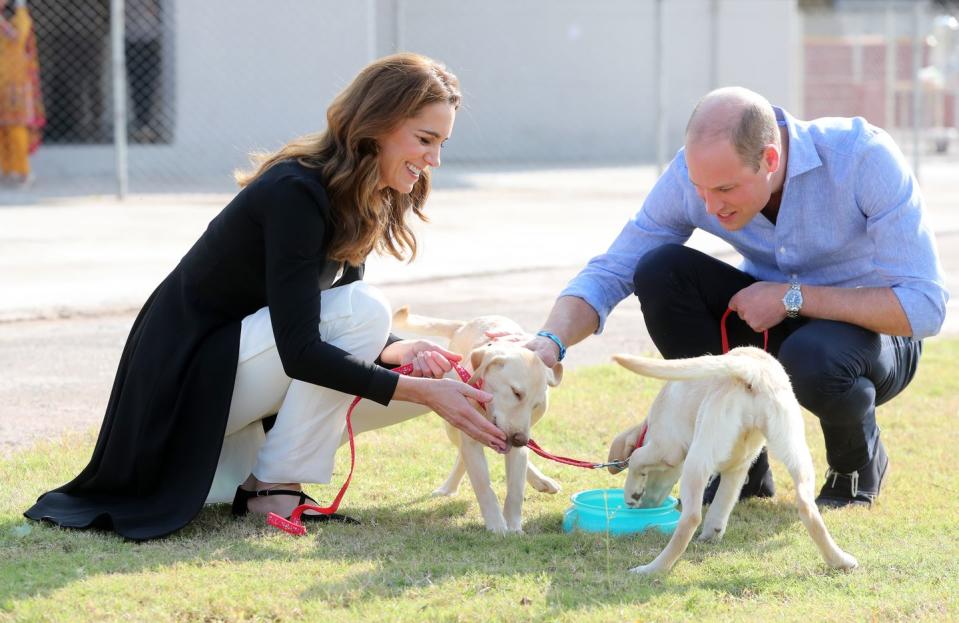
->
xmin=856 ymin=130 xmax=948 ymax=338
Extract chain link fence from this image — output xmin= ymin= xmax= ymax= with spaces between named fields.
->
xmin=28 ymin=0 xmax=171 ymax=148
xmin=3 ymin=0 xmax=270 ymax=201
xmin=2 ymin=0 xmax=957 ymax=205
xmin=2 ymin=0 xmax=183 ymax=200
xmin=33 ymin=0 xmax=172 ymax=145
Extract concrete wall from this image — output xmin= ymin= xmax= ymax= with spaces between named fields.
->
xmin=27 ymin=0 xmax=800 ymax=193
xmin=386 ymin=0 xmax=799 ymax=162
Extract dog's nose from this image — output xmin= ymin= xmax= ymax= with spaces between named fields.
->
xmin=508 ymin=433 xmax=529 ymax=447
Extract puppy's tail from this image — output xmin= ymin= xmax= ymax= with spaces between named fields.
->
xmin=392 ymin=305 xmax=466 ymax=339
xmin=612 ymin=348 xmax=779 ymax=387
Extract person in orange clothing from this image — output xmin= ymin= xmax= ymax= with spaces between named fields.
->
xmin=0 ymin=0 xmax=44 ymax=186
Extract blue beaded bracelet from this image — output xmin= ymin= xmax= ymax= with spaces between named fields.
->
xmin=536 ymin=330 xmax=567 ymax=362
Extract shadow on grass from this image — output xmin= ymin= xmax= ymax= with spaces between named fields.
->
xmin=0 ymin=490 xmax=840 ymax=613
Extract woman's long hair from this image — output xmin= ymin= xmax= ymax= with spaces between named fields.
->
xmin=235 ymin=53 xmax=461 ymax=266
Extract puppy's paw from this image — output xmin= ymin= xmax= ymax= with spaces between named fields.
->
xmin=697 ymin=524 xmax=726 ymax=543
xmin=628 ymin=563 xmax=663 ymax=576
xmin=830 ymin=552 xmax=859 ymax=571
xmin=485 ymin=519 xmax=509 ymax=535
xmin=530 ymin=475 xmax=561 ymax=494
xmin=431 ymin=485 xmax=457 ymax=497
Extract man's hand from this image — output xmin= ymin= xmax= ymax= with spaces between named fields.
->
xmin=484 ymin=329 xmax=529 ymax=344
xmin=727 ymin=281 xmax=790 ymax=332
xmin=379 ymin=339 xmax=460 ymax=378
xmin=485 ymin=330 xmax=562 ymax=368
xmin=606 ymin=424 xmax=645 ymax=474
xmin=525 ymin=335 xmax=563 ymax=368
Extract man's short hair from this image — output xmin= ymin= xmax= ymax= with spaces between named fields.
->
xmin=686 ymin=90 xmax=779 ymax=172
xmin=732 ymin=103 xmax=779 ymax=171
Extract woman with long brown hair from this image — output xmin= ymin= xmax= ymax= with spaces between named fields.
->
xmin=25 ymin=53 xmax=506 ymax=540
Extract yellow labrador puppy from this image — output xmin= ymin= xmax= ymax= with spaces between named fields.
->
xmin=393 ymin=307 xmax=563 ymax=533
xmin=611 ymin=347 xmax=858 ymax=575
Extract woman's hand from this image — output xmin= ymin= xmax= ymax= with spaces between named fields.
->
xmin=379 ymin=339 xmax=461 ymax=378
xmin=393 ymin=375 xmax=507 ymax=452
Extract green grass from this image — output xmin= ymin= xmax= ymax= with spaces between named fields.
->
xmin=2 ymin=339 xmax=958 ymax=622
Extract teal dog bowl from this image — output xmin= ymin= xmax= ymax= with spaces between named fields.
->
xmin=562 ymin=488 xmax=680 ymax=536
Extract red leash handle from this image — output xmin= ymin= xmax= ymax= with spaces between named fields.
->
xmin=720 ymin=308 xmax=769 ymax=354
xmin=268 ymin=357 xmax=475 ymax=535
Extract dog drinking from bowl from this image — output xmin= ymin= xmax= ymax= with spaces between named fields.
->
xmin=392 ymin=307 xmax=563 ymax=533
xmin=609 ymin=347 xmax=858 ymax=575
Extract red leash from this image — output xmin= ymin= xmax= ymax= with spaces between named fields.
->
xmin=526 ymin=425 xmax=644 ymax=471
xmin=267 ymin=358 xmax=476 ymax=536
xmin=720 ymin=307 xmax=768 ymax=354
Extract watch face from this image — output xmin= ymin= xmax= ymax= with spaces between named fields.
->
xmin=784 ymin=289 xmax=802 ymax=309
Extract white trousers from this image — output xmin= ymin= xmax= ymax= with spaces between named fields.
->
xmin=205 ymin=282 xmax=431 ymax=503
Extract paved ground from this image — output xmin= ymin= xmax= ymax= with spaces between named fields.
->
xmin=1 ymin=162 xmax=957 ymax=457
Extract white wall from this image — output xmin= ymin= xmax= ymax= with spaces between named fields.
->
xmin=172 ymin=1 xmax=372 ymax=153
xmin=28 ymin=0 xmax=801 ymax=191
xmin=396 ymin=1 xmax=655 ymax=162
xmin=395 ymin=0 xmax=799 ymax=163
xmin=715 ymin=0 xmax=800 ymax=110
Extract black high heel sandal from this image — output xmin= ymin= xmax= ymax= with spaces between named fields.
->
xmin=231 ymin=486 xmax=360 ymax=524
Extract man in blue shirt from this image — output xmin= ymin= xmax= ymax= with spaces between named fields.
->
xmin=527 ymin=87 xmax=948 ymax=508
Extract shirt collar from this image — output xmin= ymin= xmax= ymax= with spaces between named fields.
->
xmin=776 ymin=106 xmax=822 ymax=179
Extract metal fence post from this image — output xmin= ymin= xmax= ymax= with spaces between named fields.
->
xmin=395 ymin=0 xmax=404 ymax=52
xmin=655 ymin=0 xmax=667 ymax=174
xmin=885 ymin=1 xmax=896 ymax=130
xmin=709 ymin=0 xmax=719 ymax=90
xmin=110 ymin=0 xmax=129 ymax=199
xmin=366 ymin=0 xmax=377 ymax=62
xmin=912 ymin=0 xmax=924 ymax=181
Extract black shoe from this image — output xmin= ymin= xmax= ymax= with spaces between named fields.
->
xmin=703 ymin=448 xmax=775 ymax=504
xmin=231 ymin=486 xmax=360 ymax=524
xmin=816 ymin=438 xmax=889 ymax=509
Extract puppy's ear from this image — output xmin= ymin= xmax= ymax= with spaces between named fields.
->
xmin=545 ymin=362 xmax=563 ymax=387
xmin=607 ymin=421 xmax=648 ymax=474
xmin=468 ymin=347 xmax=505 ymax=386
xmin=470 ymin=345 xmax=491 ymax=372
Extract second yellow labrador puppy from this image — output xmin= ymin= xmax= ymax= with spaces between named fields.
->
xmin=611 ymin=347 xmax=858 ymax=575
xmin=393 ymin=306 xmax=563 ymax=533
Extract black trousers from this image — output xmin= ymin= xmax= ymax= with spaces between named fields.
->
xmin=632 ymin=244 xmax=922 ymax=472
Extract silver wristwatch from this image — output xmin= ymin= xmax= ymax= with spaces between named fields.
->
xmin=783 ymin=282 xmax=803 ymax=319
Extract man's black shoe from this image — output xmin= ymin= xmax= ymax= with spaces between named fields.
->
xmin=703 ymin=447 xmax=775 ymax=504
xmin=816 ymin=438 xmax=889 ymax=509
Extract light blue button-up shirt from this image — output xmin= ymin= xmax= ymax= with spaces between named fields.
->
xmin=562 ymin=108 xmax=948 ymax=339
